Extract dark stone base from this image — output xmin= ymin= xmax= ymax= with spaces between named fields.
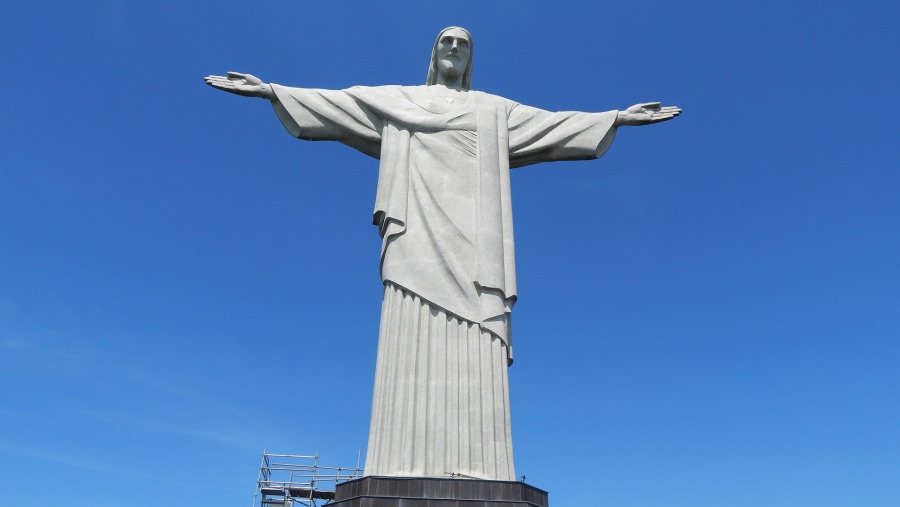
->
xmin=329 ymin=477 xmax=549 ymax=507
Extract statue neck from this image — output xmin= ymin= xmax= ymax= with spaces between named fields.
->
xmin=435 ymin=73 xmax=466 ymax=91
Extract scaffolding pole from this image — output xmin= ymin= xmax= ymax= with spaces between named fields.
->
xmin=251 ymin=450 xmax=363 ymax=507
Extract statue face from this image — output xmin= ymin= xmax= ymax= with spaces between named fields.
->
xmin=435 ymin=27 xmax=471 ymax=81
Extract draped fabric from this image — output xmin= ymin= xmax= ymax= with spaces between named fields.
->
xmin=271 ymin=84 xmax=618 ymax=358
xmin=268 ymin=83 xmax=618 ymax=479
xmin=365 ymin=283 xmax=515 ymax=479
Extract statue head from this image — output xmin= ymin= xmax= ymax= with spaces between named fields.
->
xmin=426 ymin=26 xmax=473 ymax=89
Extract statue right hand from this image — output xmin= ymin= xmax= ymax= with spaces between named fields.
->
xmin=615 ymin=102 xmax=681 ymax=126
xmin=204 ymin=71 xmax=275 ymax=100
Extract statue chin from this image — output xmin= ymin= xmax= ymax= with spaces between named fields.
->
xmin=437 ymin=62 xmax=462 ymax=80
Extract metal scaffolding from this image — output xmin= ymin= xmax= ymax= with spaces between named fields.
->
xmin=251 ymin=450 xmax=362 ymax=507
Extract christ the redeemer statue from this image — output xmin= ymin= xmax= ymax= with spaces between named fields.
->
xmin=205 ymin=26 xmax=680 ymax=482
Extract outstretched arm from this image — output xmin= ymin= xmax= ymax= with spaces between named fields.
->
xmin=204 ymin=71 xmax=276 ymax=101
xmin=615 ymin=102 xmax=681 ymax=126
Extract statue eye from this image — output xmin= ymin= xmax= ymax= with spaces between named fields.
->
xmin=459 ymin=40 xmax=469 ymax=48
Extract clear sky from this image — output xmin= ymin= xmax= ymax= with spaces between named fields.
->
xmin=2 ymin=1 xmax=898 ymax=506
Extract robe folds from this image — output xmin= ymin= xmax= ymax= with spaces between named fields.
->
xmin=270 ymin=83 xmax=618 ymax=479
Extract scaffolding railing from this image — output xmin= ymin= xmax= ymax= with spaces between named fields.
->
xmin=251 ymin=450 xmax=363 ymax=507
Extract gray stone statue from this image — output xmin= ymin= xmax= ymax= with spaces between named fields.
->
xmin=205 ymin=26 xmax=680 ymax=481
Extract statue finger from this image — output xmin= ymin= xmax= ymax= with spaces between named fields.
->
xmin=205 ymin=78 xmax=236 ymax=88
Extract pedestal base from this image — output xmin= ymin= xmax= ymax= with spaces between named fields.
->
xmin=329 ymin=477 xmax=548 ymax=507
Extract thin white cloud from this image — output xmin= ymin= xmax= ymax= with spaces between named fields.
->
xmin=78 ymin=407 xmax=271 ymax=452
xmin=0 ymin=440 xmax=116 ymax=473
xmin=0 ymin=337 xmax=27 ymax=350
xmin=0 ymin=335 xmax=83 ymax=361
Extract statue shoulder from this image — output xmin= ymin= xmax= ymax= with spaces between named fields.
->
xmin=470 ymin=90 xmax=518 ymax=113
xmin=347 ymin=84 xmax=417 ymax=92
xmin=346 ymin=84 xmax=420 ymax=100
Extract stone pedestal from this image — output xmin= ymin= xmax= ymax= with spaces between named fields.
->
xmin=329 ymin=477 xmax=548 ymax=507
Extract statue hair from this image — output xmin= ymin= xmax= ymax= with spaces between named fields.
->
xmin=425 ymin=26 xmax=473 ymax=89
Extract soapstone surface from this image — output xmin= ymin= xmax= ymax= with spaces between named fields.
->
xmin=204 ymin=26 xmax=680 ymax=481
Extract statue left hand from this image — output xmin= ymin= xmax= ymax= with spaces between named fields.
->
xmin=616 ymin=102 xmax=681 ymax=126
xmin=204 ymin=71 xmax=275 ymax=100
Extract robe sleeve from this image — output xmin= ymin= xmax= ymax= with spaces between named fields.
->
xmin=506 ymin=102 xmax=619 ymax=168
xmin=269 ymin=84 xmax=384 ymax=159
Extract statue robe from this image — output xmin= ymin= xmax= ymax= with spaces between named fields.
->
xmin=270 ymin=83 xmax=618 ymax=480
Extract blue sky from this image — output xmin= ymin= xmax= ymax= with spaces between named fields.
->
xmin=2 ymin=1 xmax=898 ymax=506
